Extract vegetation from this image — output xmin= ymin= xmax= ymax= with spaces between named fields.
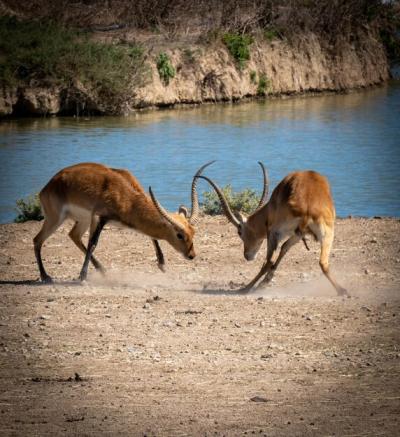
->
xmin=222 ymin=33 xmax=253 ymax=69
xmin=264 ymin=28 xmax=281 ymax=41
xmin=15 ymin=194 xmax=43 ymax=223
xmin=250 ymin=70 xmax=257 ymax=84
xmin=257 ymin=73 xmax=271 ymax=96
xmin=0 ymin=16 xmax=145 ymax=96
xmin=182 ymin=48 xmax=197 ymax=65
xmin=201 ymin=185 xmax=260 ymax=216
xmin=156 ymin=52 xmax=176 ymax=85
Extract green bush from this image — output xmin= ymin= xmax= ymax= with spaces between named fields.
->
xmin=156 ymin=52 xmax=176 ymax=85
xmin=257 ymin=73 xmax=271 ymax=96
xmin=0 ymin=16 xmax=145 ymax=96
xmin=15 ymin=194 xmax=43 ymax=223
xmin=264 ymin=28 xmax=280 ymax=41
xmin=222 ymin=33 xmax=253 ymax=69
xmin=201 ymin=185 xmax=260 ymax=216
xmin=249 ymin=70 xmax=257 ymax=84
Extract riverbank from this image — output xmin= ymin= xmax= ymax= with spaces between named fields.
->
xmin=1 ymin=0 xmax=396 ymax=117
xmin=0 ymin=217 xmax=399 ymax=435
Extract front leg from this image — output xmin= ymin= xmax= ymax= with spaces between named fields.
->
xmin=257 ymin=234 xmax=301 ymax=289
xmin=79 ymin=217 xmax=107 ymax=281
xmin=240 ymin=232 xmax=279 ymax=292
xmin=240 ymin=260 xmax=273 ymax=292
xmin=152 ymin=239 xmax=165 ymax=272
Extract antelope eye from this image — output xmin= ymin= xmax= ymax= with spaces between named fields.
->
xmin=177 ymin=233 xmax=184 ymax=240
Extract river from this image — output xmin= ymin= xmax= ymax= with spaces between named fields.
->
xmin=0 ymin=83 xmax=399 ymax=223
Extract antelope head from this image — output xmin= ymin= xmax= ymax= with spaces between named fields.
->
xmin=149 ymin=161 xmax=215 ymax=260
xmin=197 ymin=162 xmax=269 ymax=261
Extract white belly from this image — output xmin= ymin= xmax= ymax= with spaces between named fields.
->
xmin=64 ymin=204 xmax=92 ymax=223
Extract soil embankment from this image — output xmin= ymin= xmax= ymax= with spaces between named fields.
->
xmin=0 ymin=1 xmax=394 ymax=116
xmin=0 ymin=217 xmax=399 ymax=435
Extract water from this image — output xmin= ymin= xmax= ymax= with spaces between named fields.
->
xmin=1 ymin=83 xmax=399 ymax=223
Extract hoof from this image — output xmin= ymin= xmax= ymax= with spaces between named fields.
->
xmin=157 ymin=263 xmax=166 ymax=273
xmin=41 ymin=275 xmax=53 ymax=284
xmin=79 ymin=272 xmax=87 ymax=282
xmin=238 ymin=285 xmax=253 ymax=293
xmin=337 ymin=287 xmax=350 ymax=297
xmin=97 ymin=268 xmax=106 ymax=276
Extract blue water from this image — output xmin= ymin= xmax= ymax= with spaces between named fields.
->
xmin=0 ymin=83 xmax=399 ymax=223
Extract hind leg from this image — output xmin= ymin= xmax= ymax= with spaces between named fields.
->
xmin=317 ymin=225 xmax=348 ymax=296
xmin=69 ymin=221 xmax=105 ymax=274
xmin=33 ymin=218 xmax=63 ymax=282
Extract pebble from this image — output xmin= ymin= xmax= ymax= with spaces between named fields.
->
xmin=143 ymin=303 xmax=151 ymax=309
xmin=361 ymin=306 xmax=371 ymax=312
xmin=260 ymin=354 xmax=273 ymax=360
xmin=250 ymin=396 xmax=268 ymax=403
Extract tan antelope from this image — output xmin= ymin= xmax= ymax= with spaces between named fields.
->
xmin=197 ymin=163 xmax=348 ymax=296
xmin=33 ymin=161 xmax=214 ymax=282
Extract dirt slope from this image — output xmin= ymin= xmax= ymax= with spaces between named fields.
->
xmin=0 ymin=217 xmax=399 ymax=436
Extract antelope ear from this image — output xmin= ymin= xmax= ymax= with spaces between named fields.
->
xmin=178 ymin=205 xmax=189 ymax=218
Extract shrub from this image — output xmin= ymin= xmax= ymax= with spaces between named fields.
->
xmin=249 ymin=70 xmax=257 ymax=84
xmin=222 ymin=33 xmax=253 ymax=69
xmin=201 ymin=185 xmax=260 ymax=216
xmin=257 ymin=73 xmax=271 ymax=96
xmin=0 ymin=16 xmax=145 ymax=96
xmin=15 ymin=194 xmax=43 ymax=223
xmin=156 ymin=52 xmax=176 ymax=85
xmin=264 ymin=28 xmax=281 ymax=41
xmin=182 ymin=48 xmax=197 ymax=64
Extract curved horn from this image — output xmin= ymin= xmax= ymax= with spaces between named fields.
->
xmin=196 ymin=175 xmax=241 ymax=228
xmin=149 ymin=187 xmax=185 ymax=233
xmin=255 ymin=161 xmax=269 ymax=211
xmin=189 ymin=160 xmax=216 ymax=225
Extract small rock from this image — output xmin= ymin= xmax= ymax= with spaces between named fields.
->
xmin=364 ymin=269 xmax=369 ymax=275
xmin=162 ymin=320 xmax=174 ymax=328
xmin=143 ymin=303 xmax=151 ymax=310
xmin=250 ymin=396 xmax=268 ymax=403
xmin=234 ymin=322 xmax=241 ymax=328
xmin=260 ymin=354 xmax=273 ymax=360
xmin=361 ymin=306 xmax=371 ymax=312
xmin=299 ymin=272 xmax=309 ymax=281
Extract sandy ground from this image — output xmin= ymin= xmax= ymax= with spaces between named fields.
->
xmin=0 ymin=216 xmax=399 ymax=436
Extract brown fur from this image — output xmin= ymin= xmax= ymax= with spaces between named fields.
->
xmin=209 ymin=170 xmax=347 ymax=296
xmin=33 ymin=163 xmax=195 ymax=282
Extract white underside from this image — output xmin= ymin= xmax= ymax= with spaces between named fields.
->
xmin=62 ymin=203 xmax=143 ymax=234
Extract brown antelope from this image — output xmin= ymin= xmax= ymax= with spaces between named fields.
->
xmin=197 ymin=163 xmax=348 ymax=296
xmin=33 ymin=161 xmax=214 ymax=282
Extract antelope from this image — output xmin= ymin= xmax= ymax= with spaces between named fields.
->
xmin=197 ymin=163 xmax=348 ymax=296
xmin=33 ymin=161 xmax=213 ymax=282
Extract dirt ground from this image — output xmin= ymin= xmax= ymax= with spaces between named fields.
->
xmin=0 ymin=216 xmax=399 ymax=436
